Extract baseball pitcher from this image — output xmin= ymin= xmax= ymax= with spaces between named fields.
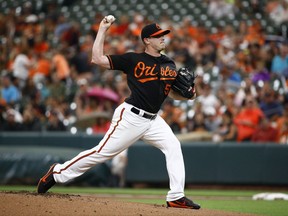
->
xmin=37 ymin=15 xmax=200 ymax=210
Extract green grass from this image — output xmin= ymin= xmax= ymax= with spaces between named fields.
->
xmin=202 ymin=200 xmax=288 ymax=216
xmin=130 ymin=199 xmax=288 ymax=216
xmin=1 ymin=186 xmax=288 ymax=216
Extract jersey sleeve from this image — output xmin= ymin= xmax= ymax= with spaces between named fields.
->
xmin=106 ymin=52 xmax=133 ymax=73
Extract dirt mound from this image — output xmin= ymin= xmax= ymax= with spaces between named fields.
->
xmin=0 ymin=191 xmax=257 ymax=216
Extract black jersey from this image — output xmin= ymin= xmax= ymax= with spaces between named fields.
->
xmin=107 ymin=52 xmax=177 ymax=113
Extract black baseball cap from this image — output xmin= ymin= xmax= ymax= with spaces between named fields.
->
xmin=141 ymin=23 xmax=170 ymax=41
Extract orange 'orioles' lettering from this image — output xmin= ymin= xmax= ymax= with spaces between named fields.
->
xmin=134 ymin=62 xmax=157 ymax=77
xmin=161 ymin=66 xmax=177 ymax=77
xmin=134 ymin=62 xmax=177 ymax=83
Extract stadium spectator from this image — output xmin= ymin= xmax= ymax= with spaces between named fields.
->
xmin=54 ymin=15 xmax=71 ymax=40
xmin=0 ymin=0 xmax=287 ymax=139
xmin=45 ymin=109 xmax=66 ymax=131
xmin=202 ymin=40 xmax=217 ymax=66
xmin=12 ymin=46 xmax=32 ymax=89
xmin=21 ymin=78 xmax=40 ymax=104
xmin=90 ymin=14 xmax=104 ymax=37
xmin=251 ymin=117 xmax=279 ymax=143
xmin=203 ymin=106 xmax=222 ymax=132
xmin=21 ymin=106 xmax=42 ymax=131
xmin=33 ymin=35 xmax=50 ymax=54
xmin=46 ymin=73 xmax=66 ymax=103
xmin=270 ymin=43 xmax=288 ymax=77
xmin=111 ymin=15 xmax=130 ymax=36
xmin=1 ymin=108 xmax=23 ymax=131
xmin=83 ymin=97 xmax=102 ymax=114
xmin=70 ymin=46 xmax=92 ymax=75
xmin=186 ymin=102 xmax=208 ymax=132
xmin=259 ymin=89 xmax=283 ymax=121
xmin=268 ymin=0 xmax=288 ymax=26
xmin=217 ymin=38 xmax=236 ymax=69
xmin=234 ymin=77 xmax=257 ymax=107
xmin=236 ymin=20 xmax=249 ymax=41
xmin=115 ymin=74 xmax=131 ymax=103
xmin=92 ymin=117 xmax=111 ymax=134
xmin=29 ymin=52 xmax=51 ymax=80
xmin=1 ymin=74 xmax=21 ymax=106
xmin=234 ymin=49 xmax=254 ymax=74
xmin=207 ymin=0 xmax=236 ymax=20
xmin=161 ymin=99 xmax=186 ymax=134
xmin=60 ymin=21 xmax=80 ymax=48
xmin=197 ymin=83 xmax=221 ymax=115
xmin=212 ymin=109 xmax=238 ymax=143
xmin=244 ymin=19 xmax=265 ymax=46
xmin=275 ymin=104 xmax=288 ymax=144
xmin=129 ymin=13 xmax=146 ymax=37
xmin=51 ymin=48 xmax=71 ymax=82
xmin=251 ymin=60 xmax=271 ymax=84
xmin=248 ymin=43 xmax=263 ymax=69
xmin=234 ymin=96 xmax=264 ymax=142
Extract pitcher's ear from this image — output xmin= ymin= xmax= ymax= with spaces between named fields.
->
xmin=143 ymin=37 xmax=150 ymax=45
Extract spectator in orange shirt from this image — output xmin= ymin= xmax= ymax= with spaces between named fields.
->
xmin=111 ymin=15 xmax=130 ymax=36
xmin=244 ymin=19 xmax=265 ymax=45
xmin=90 ymin=14 xmax=104 ymax=37
xmin=251 ymin=117 xmax=279 ymax=143
xmin=92 ymin=117 xmax=111 ymax=134
xmin=33 ymin=35 xmax=50 ymax=54
xmin=234 ymin=96 xmax=264 ymax=142
xmin=29 ymin=53 xmax=51 ymax=79
xmin=276 ymin=104 xmax=288 ymax=144
xmin=51 ymin=49 xmax=70 ymax=81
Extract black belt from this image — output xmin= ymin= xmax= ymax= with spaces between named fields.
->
xmin=131 ymin=107 xmax=157 ymax=120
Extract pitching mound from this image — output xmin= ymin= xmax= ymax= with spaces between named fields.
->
xmin=0 ymin=191 xmax=257 ymax=216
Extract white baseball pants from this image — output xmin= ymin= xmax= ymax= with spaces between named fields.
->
xmin=53 ymin=102 xmax=185 ymax=201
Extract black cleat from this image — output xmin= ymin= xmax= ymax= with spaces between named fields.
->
xmin=37 ymin=163 xmax=57 ymax=193
xmin=167 ymin=196 xmax=201 ymax=209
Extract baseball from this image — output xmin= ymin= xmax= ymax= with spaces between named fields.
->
xmin=104 ymin=15 xmax=116 ymax=23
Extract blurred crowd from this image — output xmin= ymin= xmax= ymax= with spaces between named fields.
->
xmin=0 ymin=0 xmax=288 ymax=144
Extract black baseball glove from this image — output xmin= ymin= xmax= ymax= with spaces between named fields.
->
xmin=171 ymin=67 xmax=196 ymax=99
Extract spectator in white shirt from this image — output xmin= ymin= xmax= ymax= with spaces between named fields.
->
xmin=12 ymin=47 xmax=32 ymax=89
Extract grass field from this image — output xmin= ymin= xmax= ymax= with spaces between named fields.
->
xmin=1 ymin=186 xmax=288 ymax=216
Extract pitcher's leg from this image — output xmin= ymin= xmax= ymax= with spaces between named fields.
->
xmin=164 ymin=135 xmax=185 ymax=201
xmin=53 ymin=104 xmax=148 ymax=183
xmin=142 ymin=116 xmax=185 ymax=201
xmin=53 ymin=146 xmax=111 ymax=183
